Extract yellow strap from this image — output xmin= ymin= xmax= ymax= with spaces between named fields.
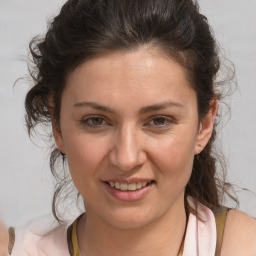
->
xmin=71 ymin=218 xmax=81 ymax=256
xmin=178 ymin=245 xmax=183 ymax=256
xmin=8 ymin=227 xmax=15 ymax=255
xmin=214 ymin=206 xmax=229 ymax=256
xmin=67 ymin=216 xmax=82 ymax=256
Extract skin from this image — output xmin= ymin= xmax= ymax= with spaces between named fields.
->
xmin=0 ymin=220 xmax=8 ymax=256
xmin=52 ymin=47 xmax=217 ymax=256
xmin=221 ymin=210 xmax=256 ymax=255
xmin=0 ymin=48 xmax=255 ymax=255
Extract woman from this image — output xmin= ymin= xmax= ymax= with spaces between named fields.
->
xmin=1 ymin=0 xmax=256 ymax=255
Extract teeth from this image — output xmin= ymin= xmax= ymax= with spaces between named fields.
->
xmin=127 ymin=183 xmax=136 ymax=191
xmin=108 ymin=181 xmax=151 ymax=191
xmin=115 ymin=182 xmax=120 ymax=189
xmin=136 ymin=182 xmax=143 ymax=189
xmin=120 ymin=183 xmax=128 ymax=190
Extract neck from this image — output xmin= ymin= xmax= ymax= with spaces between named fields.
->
xmin=77 ymin=200 xmax=187 ymax=256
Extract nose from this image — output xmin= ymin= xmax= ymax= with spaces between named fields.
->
xmin=109 ymin=124 xmax=147 ymax=172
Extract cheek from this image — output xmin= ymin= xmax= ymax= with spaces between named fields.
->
xmin=63 ymin=133 xmax=110 ymax=186
xmin=150 ymin=132 xmax=196 ymax=182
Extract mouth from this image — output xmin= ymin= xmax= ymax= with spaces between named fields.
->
xmin=105 ymin=180 xmax=155 ymax=192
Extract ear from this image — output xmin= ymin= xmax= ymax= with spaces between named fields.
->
xmin=48 ymin=105 xmax=66 ymax=154
xmin=195 ymin=98 xmax=218 ymax=155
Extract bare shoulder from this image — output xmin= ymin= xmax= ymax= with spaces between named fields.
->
xmin=221 ymin=209 xmax=256 ymax=256
xmin=0 ymin=219 xmax=9 ymax=256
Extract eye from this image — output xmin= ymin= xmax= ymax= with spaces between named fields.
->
xmin=145 ymin=116 xmax=173 ymax=129
xmin=81 ymin=115 xmax=109 ymax=128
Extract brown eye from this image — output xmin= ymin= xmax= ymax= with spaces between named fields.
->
xmin=146 ymin=116 xmax=173 ymax=129
xmin=153 ymin=117 xmax=167 ymax=126
xmin=90 ymin=117 xmax=104 ymax=125
xmin=82 ymin=116 xmax=108 ymax=128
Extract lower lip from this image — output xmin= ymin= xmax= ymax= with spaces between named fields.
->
xmin=103 ymin=182 xmax=154 ymax=202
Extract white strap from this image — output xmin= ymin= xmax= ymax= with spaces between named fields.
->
xmin=182 ymin=203 xmax=216 ymax=256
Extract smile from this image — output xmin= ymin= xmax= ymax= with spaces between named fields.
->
xmin=107 ymin=181 xmax=153 ymax=191
xmin=103 ymin=179 xmax=155 ymax=201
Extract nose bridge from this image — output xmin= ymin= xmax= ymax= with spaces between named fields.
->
xmin=110 ymin=123 xmax=145 ymax=171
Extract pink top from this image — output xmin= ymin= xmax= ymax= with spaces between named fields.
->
xmin=12 ymin=202 xmax=216 ymax=256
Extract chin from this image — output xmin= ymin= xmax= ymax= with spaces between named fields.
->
xmin=103 ymin=208 xmax=157 ymax=230
xmin=110 ymin=217 xmax=149 ymax=230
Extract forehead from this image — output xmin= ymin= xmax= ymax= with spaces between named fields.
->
xmin=63 ymin=48 xmax=196 ymax=110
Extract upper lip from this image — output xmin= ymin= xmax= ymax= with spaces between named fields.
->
xmin=103 ymin=178 xmax=155 ymax=184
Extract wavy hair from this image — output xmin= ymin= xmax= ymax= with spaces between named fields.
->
xmin=25 ymin=0 xmax=235 ymax=221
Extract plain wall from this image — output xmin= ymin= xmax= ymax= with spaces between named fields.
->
xmin=0 ymin=0 xmax=256 ymax=226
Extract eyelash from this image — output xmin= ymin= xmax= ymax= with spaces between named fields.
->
xmin=145 ymin=116 xmax=173 ymax=129
xmin=81 ymin=115 xmax=173 ymax=129
xmin=81 ymin=115 xmax=109 ymax=128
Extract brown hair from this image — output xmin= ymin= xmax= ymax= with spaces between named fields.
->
xmin=25 ymin=0 xmax=234 ymax=221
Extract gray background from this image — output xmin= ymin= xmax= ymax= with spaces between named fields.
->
xmin=0 ymin=0 xmax=256 ymax=226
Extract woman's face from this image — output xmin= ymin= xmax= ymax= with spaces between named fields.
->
xmin=54 ymin=48 xmax=214 ymax=228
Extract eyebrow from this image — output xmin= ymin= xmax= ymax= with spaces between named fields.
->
xmin=74 ymin=102 xmax=115 ymax=113
xmin=139 ymin=101 xmax=184 ymax=114
xmin=73 ymin=100 xmax=184 ymax=114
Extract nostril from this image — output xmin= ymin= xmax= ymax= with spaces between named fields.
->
xmin=109 ymin=144 xmax=147 ymax=172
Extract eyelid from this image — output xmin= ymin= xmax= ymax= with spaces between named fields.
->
xmin=80 ymin=114 xmax=175 ymax=129
xmin=144 ymin=115 xmax=174 ymax=128
xmin=81 ymin=115 xmax=110 ymax=128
